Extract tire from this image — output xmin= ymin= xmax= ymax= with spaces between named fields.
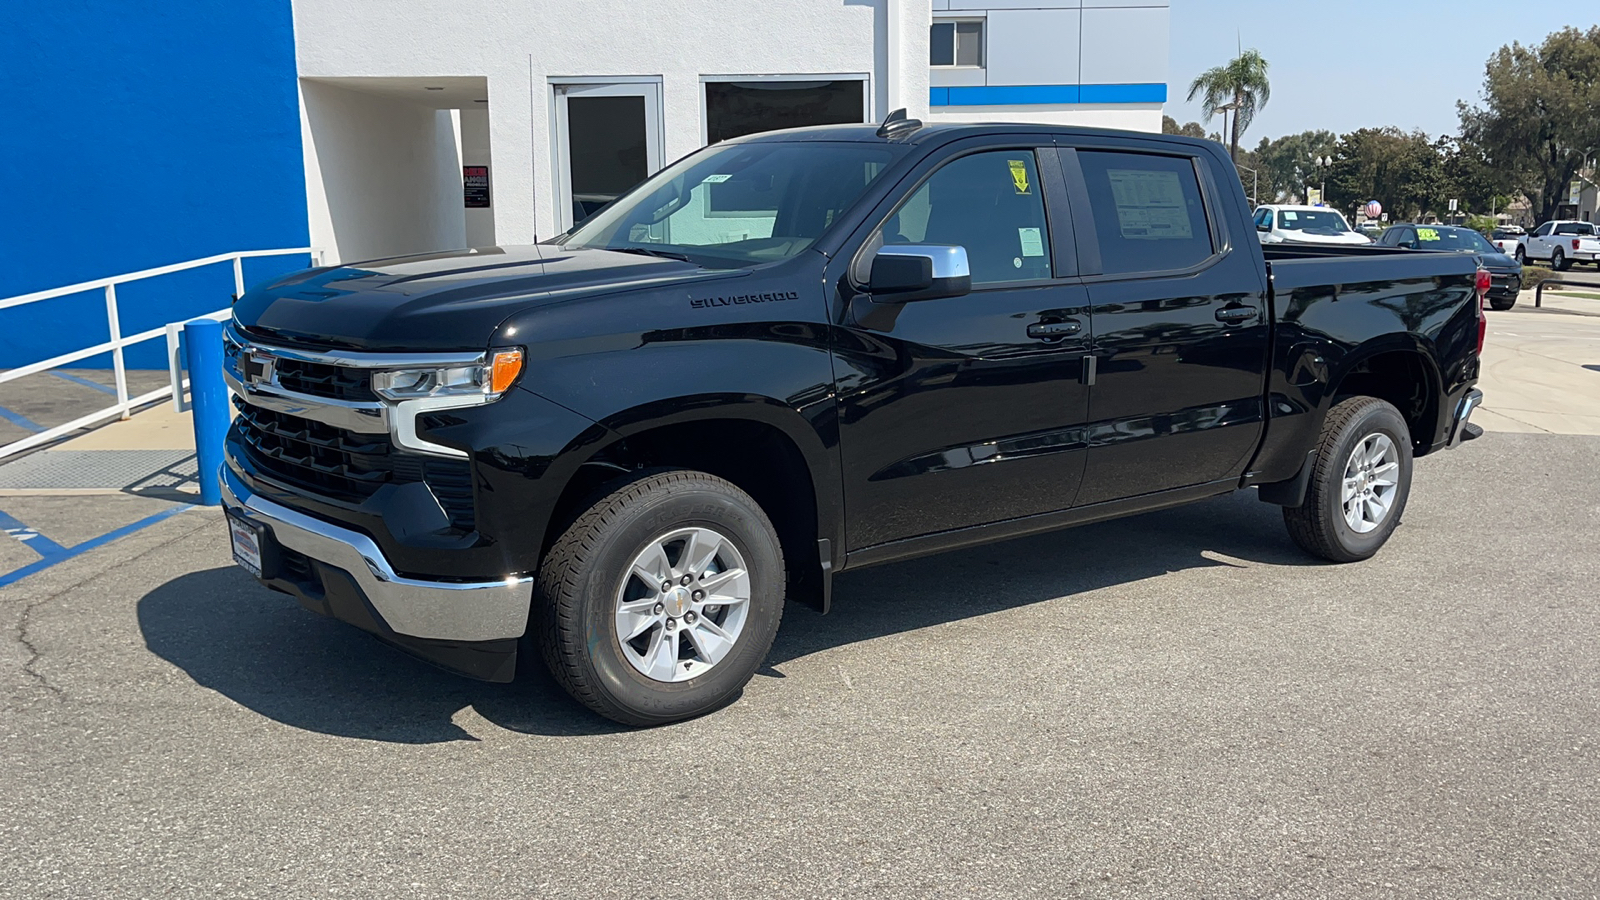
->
xmin=1553 ymin=247 xmax=1569 ymax=271
xmin=1489 ymin=296 xmax=1516 ymax=311
xmin=536 ymin=469 xmax=785 ymax=726
xmin=1283 ymin=397 xmax=1414 ymax=563
xmin=1514 ymin=246 xmax=1525 ymax=264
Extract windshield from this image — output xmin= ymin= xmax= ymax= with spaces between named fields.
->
xmin=1415 ymin=226 xmax=1498 ymax=254
xmin=561 ymin=141 xmax=903 ymax=268
xmin=1277 ymin=209 xmax=1353 ymax=235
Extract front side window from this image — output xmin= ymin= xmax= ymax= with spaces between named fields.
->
xmin=1535 ymin=223 xmax=1553 ymax=236
xmin=562 ymin=141 xmax=901 ymax=268
xmin=1078 ymin=150 xmax=1214 ymax=275
xmin=930 ymin=19 xmax=984 ymax=67
xmin=878 ymin=150 xmax=1052 ymax=285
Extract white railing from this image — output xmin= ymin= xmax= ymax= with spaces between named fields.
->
xmin=0 ymin=248 xmax=319 ymax=461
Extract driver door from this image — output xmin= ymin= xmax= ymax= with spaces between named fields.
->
xmin=829 ymin=141 xmax=1093 ymax=552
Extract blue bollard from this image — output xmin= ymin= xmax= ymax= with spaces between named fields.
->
xmin=183 ymin=318 xmax=227 ymax=506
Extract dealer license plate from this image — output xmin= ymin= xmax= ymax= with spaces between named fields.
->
xmin=228 ymin=514 xmax=264 ymax=578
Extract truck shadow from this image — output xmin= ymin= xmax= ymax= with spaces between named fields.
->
xmin=768 ymin=489 xmax=1309 ymax=667
xmin=136 ymin=490 xmax=1312 ymax=743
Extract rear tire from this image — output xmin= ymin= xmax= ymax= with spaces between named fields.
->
xmin=1283 ymin=397 xmax=1414 ymax=563
xmin=536 ymin=469 xmax=785 ymax=726
xmin=1553 ymin=247 xmax=1570 ymax=271
xmin=1489 ymin=297 xmax=1516 ymax=311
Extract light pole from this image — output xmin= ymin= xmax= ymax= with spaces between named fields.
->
xmin=1311 ymin=155 xmax=1330 ymax=205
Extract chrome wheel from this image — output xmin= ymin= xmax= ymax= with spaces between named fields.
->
xmin=615 ymin=526 xmax=751 ymax=683
xmin=1341 ymin=433 xmax=1401 ymax=534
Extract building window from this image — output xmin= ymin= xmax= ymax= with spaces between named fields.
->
xmin=704 ymin=80 xmax=867 ymax=144
xmin=930 ymin=19 xmax=983 ymax=68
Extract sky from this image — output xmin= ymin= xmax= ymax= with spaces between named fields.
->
xmin=1167 ymin=2 xmax=1600 ymax=143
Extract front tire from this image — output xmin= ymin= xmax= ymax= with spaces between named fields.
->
xmin=1514 ymin=246 xmax=1525 ymax=264
xmin=1283 ymin=397 xmax=1414 ymax=563
xmin=536 ymin=470 xmax=785 ymax=726
xmin=1489 ymin=296 xmax=1516 ymax=311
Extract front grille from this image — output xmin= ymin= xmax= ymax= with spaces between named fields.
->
xmin=234 ymin=399 xmax=474 ymax=532
xmin=272 ymin=358 xmax=378 ymax=403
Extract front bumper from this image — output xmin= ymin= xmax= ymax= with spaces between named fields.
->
xmin=1487 ymin=271 xmax=1521 ymax=299
xmin=220 ymin=465 xmax=532 ymax=680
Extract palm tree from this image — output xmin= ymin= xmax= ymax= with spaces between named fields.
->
xmin=1187 ymin=49 xmax=1271 ymax=165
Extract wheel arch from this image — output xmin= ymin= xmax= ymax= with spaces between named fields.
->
xmin=544 ymin=394 xmax=843 ymax=611
xmin=1326 ymin=337 xmax=1445 ymax=456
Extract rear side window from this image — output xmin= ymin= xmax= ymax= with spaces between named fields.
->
xmin=1078 ymin=151 xmax=1214 ymax=275
xmin=1556 ymin=223 xmax=1595 ymax=236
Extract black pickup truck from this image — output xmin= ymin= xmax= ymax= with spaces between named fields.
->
xmin=221 ymin=116 xmax=1485 ymax=725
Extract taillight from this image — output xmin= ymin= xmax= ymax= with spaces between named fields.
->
xmin=1475 ymin=267 xmax=1489 ymax=354
xmin=1575 ymin=239 xmax=1582 ymax=251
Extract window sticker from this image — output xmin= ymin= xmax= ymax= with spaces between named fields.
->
xmin=1106 ymin=169 xmax=1194 ymax=239
xmin=1282 ymin=210 xmax=1298 ymax=221
xmin=1008 ymin=159 xmax=1031 ymax=195
xmin=702 ymin=174 xmax=732 ymax=183
xmin=1417 ymin=227 xmax=1440 ymax=242
xmin=1018 ymin=227 xmax=1045 ymax=257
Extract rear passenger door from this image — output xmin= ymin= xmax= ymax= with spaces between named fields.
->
xmin=1059 ymin=142 xmax=1271 ymax=506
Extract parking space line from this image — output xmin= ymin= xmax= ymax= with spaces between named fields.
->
xmin=50 ymin=371 xmax=119 ymax=396
xmin=0 ymin=405 xmax=45 ymax=433
xmin=0 ymin=504 xmax=196 ymax=588
xmin=0 ymin=508 xmax=69 ymax=558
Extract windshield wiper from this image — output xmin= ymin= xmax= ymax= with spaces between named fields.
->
xmin=611 ymin=246 xmax=695 ymax=263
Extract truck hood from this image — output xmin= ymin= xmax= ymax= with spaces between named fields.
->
xmin=232 ymin=245 xmax=737 ymax=351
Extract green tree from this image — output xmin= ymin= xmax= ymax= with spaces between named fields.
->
xmin=1254 ymin=130 xmax=1338 ymax=202
xmin=1161 ymin=115 xmax=1209 ymax=139
xmin=1187 ymin=48 xmax=1272 ymax=165
xmin=1459 ymin=27 xmax=1600 ymax=223
xmin=1325 ymin=128 xmax=1448 ymax=221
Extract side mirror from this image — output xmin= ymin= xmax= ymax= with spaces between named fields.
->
xmin=1256 ymin=222 xmax=1271 ymax=232
xmin=869 ymin=245 xmax=971 ymax=303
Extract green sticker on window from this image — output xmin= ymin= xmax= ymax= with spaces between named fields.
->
xmin=1417 ymin=227 xmax=1440 ymax=242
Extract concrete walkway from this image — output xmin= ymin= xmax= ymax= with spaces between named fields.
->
xmin=1479 ymin=294 xmax=1600 ymax=436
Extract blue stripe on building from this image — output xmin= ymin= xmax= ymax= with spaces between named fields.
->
xmin=930 ymin=83 xmax=1167 ymax=107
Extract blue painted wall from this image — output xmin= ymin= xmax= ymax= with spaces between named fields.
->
xmin=0 ymin=0 xmax=309 ymax=368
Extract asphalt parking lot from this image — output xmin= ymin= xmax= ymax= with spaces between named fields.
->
xmin=2 ymin=303 xmax=1599 ymax=898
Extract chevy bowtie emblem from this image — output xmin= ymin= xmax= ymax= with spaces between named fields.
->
xmin=241 ymin=351 xmax=275 ymax=386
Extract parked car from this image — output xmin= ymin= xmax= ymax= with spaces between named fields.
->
xmin=1378 ymin=223 xmax=1523 ymax=310
xmin=1489 ymin=225 xmax=1525 ymax=256
xmin=1253 ymin=204 xmax=1372 ymax=246
xmin=222 ymin=117 xmax=1487 ymax=725
xmin=1518 ymin=220 xmax=1600 ymax=270
xmin=1358 ymin=221 xmax=1385 ymax=239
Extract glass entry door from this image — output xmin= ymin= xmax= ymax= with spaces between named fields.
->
xmin=554 ymin=81 xmax=662 ymax=230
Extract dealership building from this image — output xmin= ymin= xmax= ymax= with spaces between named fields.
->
xmin=1 ymin=0 xmax=1168 ymax=364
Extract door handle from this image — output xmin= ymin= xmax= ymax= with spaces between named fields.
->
xmin=1215 ymin=305 xmax=1259 ymax=324
xmin=1027 ymin=319 xmax=1082 ymax=340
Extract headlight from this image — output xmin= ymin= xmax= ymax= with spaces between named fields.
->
xmin=371 ymin=348 xmax=524 ymax=402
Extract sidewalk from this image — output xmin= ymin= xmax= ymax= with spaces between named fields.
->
xmin=0 ymin=400 xmax=199 ymax=496
xmin=1522 ymin=284 xmax=1600 ymax=317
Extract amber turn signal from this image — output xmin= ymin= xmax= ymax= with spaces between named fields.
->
xmin=489 ymin=348 xmax=524 ymax=394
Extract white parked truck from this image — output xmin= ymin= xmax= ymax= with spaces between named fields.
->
xmin=1253 ymin=205 xmax=1371 ymax=246
xmin=1518 ymin=220 xmax=1600 ymax=270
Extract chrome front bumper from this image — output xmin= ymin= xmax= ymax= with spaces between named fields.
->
xmin=220 ymin=466 xmax=533 ymax=642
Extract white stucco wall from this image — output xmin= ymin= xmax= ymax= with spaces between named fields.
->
xmin=925 ymin=103 xmax=1162 ymax=133
xmin=293 ymin=0 xmax=931 ymax=245
xmin=300 ymin=80 xmax=466 ymax=263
